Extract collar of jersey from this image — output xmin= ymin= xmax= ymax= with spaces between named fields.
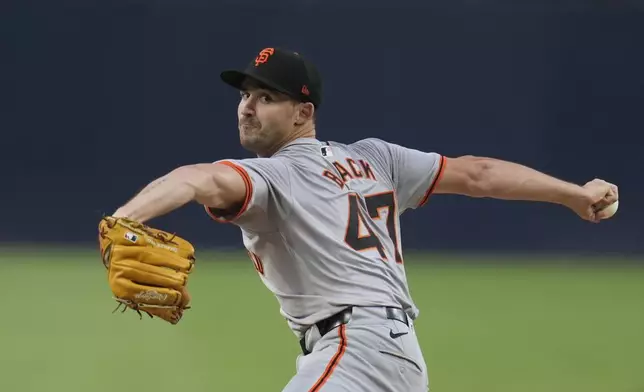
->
xmin=277 ymin=137 xmax=323 ymax=152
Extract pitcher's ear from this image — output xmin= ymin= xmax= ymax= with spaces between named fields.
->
xmin=295 ymin=102 xmax=315 ymax=125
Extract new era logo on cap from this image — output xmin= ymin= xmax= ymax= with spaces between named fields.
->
xmin=220 ymin=47 xmax=323 ymax=108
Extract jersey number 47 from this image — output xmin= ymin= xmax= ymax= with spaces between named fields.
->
xmin=344 ymin=191 xmax=403 ymax=264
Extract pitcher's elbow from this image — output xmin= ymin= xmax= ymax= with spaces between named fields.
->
xmin=464 ymin=157 xmax=495 ymax=197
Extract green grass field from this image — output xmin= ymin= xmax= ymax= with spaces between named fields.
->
xmin=0 ymin=248 xmax=643 ymax=392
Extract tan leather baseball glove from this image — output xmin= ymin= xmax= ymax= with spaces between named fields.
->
xmin=98 ymin=216 xmax=195 ymax=324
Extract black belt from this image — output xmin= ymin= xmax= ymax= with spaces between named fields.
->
xmin=299 ymin=306 xmax=409 ymax=355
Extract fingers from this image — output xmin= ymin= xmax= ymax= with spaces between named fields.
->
xmin=592 ymin=194 xmax=616 ymax=213
xmin=585 ymin=208 xmax=601 ymax=224
xmin=603 ymin=188 xmax=618 ymax=205
xmin=586 ymin=178 xmax=618 ymax=206
xmin=609 ymin=183 xmax=618 ymax=201
xmin=579 ymin=178 xmax=618 ymax=223
xmin=597 ymin=181 xmax=618 ymax=210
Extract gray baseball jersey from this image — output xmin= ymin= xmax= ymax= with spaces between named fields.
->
xmin=206 ymin=137 xmax=445 ymax=337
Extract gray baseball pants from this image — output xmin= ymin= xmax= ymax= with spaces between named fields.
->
xmin=282 ymin=306 xmax=429 ymax=392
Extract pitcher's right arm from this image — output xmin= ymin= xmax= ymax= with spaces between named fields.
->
xmin=434 ymin=156 xmax=618 ymax=222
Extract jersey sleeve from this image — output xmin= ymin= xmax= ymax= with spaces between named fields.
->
xmin=355 ymin=138 xmax=446 ymax=212
xmin=204 ymin=157 xmax=292 ymax=231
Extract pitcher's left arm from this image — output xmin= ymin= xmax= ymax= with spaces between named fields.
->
xmin=113 ymin=163 xmax=247 ymax=223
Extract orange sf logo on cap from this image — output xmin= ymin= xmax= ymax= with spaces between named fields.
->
xmin=255 ymin=48 xmax=275 ymax=67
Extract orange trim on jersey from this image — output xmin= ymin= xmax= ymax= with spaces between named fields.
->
xmin=248 ymin=250 xmax=265 ymax=275
xmin=203 ymin=161 xmax=253 ymax=223
xmin=308 ymin=324 xmax=347 ymax=392
xmin=418 ymin=155 xmax=447 ymax=207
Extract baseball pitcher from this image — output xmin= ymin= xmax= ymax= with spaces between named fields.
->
xmin=97 ymin=47 xmax=619 ymax=391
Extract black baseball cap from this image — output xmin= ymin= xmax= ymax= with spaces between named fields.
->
xmin=220 ymin=47 xmax=323 ymax=108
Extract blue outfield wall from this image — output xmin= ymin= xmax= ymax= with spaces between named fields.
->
xmin=2 ymin=0 xmax=643 ymax=255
